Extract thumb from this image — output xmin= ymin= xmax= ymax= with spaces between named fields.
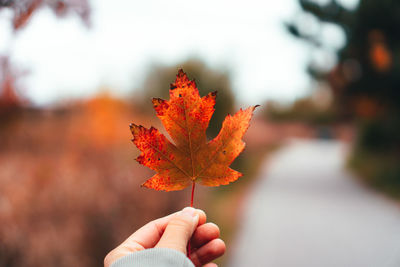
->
xmin=155 ymin=207 xmax=199 ymax=254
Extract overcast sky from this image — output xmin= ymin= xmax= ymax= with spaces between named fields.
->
xmin=0 ymin=0 xmax=356 ymax=106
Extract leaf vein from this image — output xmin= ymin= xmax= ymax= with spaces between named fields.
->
xmin=146 ymin=141 xmax=191 ymax=178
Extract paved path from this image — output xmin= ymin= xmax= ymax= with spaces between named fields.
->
xmin=229 ymin=139 xmax=400 ymax=267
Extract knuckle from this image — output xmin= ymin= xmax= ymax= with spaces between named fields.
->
xmin=169 ymin=216 xmax=192 ymax=229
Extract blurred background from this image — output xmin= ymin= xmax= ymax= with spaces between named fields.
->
xmin=1 ymin=0 xmax=399 ymax=266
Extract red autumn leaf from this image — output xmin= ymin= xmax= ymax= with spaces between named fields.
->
xmin=130 ymin=69 xmax=257 ymax=192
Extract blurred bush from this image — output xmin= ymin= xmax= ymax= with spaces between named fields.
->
xmin=288 ymin=0 xmax=400 ymax=196
xmin=349 ymin=117 xmax=400 ymax=198
xmin=0 ymin=94 xmax=188 ymax=267
xmin=138 ymin=59 xmax=236 ymax=138
xmin=263 ymin=94 xmax=335 ymax=125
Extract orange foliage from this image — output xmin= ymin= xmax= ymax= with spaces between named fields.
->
xmin=368 ymin=30 xmax=392 ymax=72
xmin=369 ymin=43 xmax=392 ymax=72
xmin=76 ymin=93 xmax=132 ymax=148
xmin=354 ymin=96 xmax=380 ymax=118
xmin=131 ymin=70 xmax=257 ymax=191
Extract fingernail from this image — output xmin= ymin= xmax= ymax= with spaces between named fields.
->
xmin=181 ymin=207 xmax=196 ymax=217
xmin=180 ymin=207 xmax=199 ymax=224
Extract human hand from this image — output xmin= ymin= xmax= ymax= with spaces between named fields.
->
xmin=104 ymin=207 xmax=226 ymax=267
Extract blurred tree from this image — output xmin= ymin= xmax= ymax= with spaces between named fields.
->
xmin=0 ymin=0 xmax=90 ymax=30
xmin=0 ymin=57 xmax=21 ymax=112
xmin=0 ymin=0 xmax=91 ymax=118
xmin=287 ymin=0 xmax=400 ymax=196
xmin=139 ymin=59 xmax=236 ymax=138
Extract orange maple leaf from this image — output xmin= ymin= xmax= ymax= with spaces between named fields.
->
xmin=130 ymin=69 xmax=257 ymax=192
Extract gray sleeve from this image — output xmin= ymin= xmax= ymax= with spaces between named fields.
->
xmin=110 ymin=248 xmax=195 ymax=267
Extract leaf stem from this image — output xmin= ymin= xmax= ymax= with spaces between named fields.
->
xmin=190 ymin=181 xmax=195 ymax=207
xmin=188 ymin=181 xmax=195 ymax=259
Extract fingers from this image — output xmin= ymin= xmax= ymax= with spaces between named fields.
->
xmin=124 ymin=208 xmax=206 ymax=250
xmin=155 ymin=207 xmax=200 ymax=254
xmin=190 ymin=238 xmax=226 ymax=267
xmin=105 ymin=208 xmax=206 ymax=267
xmin=188 ymin=223 xmax=221 ymax=267
xmin=191 ymin=223 xmax=220 ymax=248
